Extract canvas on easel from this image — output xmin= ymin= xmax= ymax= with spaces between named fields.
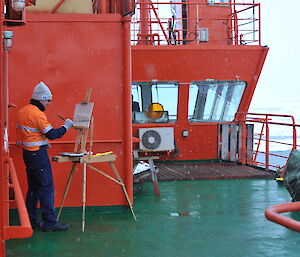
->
xmin=73 ymin=102 xmax=94 ymax=129
xmin=73 ymin=88 xmax=94 ymax=153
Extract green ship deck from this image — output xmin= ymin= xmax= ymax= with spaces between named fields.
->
xmin=6 ymin=176 xmax=300 ymax=257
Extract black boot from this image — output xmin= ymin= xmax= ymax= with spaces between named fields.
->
xmin=42 ymin=222 xmax=69 ymax=232
xmin=31 ymin=220 xmax=43 ymax=229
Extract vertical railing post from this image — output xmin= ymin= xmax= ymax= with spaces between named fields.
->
xmin=291 ymin=116 xmax=297 ymax=151
xmin=233 ymin=2 xmax=238 ymax=45
xmin=293 ymin=125 xmax=297 ymax=151
xmin=258 ymin=3 xmax=261 ymax=45
xmin=138 ymin=0 xmax=149 ymax=44
xmin=196 ymin=3 xmax=199 ymax=45
xmin=265 ymin=115 xmax=269 ymax=170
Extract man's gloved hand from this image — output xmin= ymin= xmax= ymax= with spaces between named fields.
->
xmin=63 ymin=119 xmax=74 ymax=131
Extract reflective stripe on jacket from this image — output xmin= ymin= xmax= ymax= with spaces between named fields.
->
xmin=16 ymin=104 xmax=53 ymax=151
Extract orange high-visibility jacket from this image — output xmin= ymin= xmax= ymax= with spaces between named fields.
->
xmin=16 ymin=104 xmax=53 ymax=151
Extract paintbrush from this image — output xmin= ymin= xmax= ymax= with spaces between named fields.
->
xmin=56 ymin=114 xmax=65 ymax=121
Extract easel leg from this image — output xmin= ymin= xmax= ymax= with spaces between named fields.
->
xmin=109 ymin=162 xmax=137 ymax=221
xmin=82 ymin=161 xmax=87 ymax=232
xmin=74 ymin=129 xmax=83 ymax=153
xmin=81 ymin=129 xmax=89 ymax=153
xmin=89 ymin=116 xmax=94 ymax=156
xmin=57 ymin=162 xmax=77 ymax=221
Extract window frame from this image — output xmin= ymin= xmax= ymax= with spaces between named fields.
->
xmin=188 ymin=80 xmax=246 ymax=123
xmin=132 ymin=81 xmax=179 ymax=124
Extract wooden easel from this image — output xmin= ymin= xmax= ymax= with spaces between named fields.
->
xmin=53 ymin=89 xmax=136 ymax=232
xmin=53 ymin=153 xmax=137 ymax=232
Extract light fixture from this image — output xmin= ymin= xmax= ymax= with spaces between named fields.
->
xmin=11 ymin=0 xmax=26 ymax=12
xmin=182 ymin=130 xmax=189 ymax=137
xmin=3 ymin=31 xmax=14 ymax=51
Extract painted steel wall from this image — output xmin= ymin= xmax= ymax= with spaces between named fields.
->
xmin=186 ymin=3 xmax=232 ymax=45
xmin=7 ymin=13 xmax=132 ymax=207
xmin=132 ymin=45 xmax=268 ymax=160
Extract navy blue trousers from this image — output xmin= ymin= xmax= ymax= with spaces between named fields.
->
xmin=23 ymin=146 xmax=57 ymax=226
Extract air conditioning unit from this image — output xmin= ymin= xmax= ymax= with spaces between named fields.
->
xmin=139 ymin=127 xmax=175 ymax=152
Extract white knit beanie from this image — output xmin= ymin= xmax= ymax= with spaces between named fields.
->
xmin=32 ymin=81 xmax=53 ymax=101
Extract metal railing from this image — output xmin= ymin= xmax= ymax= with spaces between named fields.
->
xmin=4 ymin=157 xmax=32 ymax=240
xmin=239 ymin=113 xmax=300 ymax=173
xmin=131 ymin=1 xmax=261 ymax=46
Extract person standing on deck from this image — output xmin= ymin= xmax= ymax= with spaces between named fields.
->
xmin=16 ymin=81 xmax=74 ymax=232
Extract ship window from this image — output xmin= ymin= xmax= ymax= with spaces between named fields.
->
xmin=207 ymin=0 xmax=230 ymax=5
xmin=188 ymin=81 xmax=246 ymax=122
xmin=132 ymin=81 xmax=178 ymax=124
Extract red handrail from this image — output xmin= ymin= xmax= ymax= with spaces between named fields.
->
xmin=4 ymin=157 xmax=32 ymax=240
xmin=265 ymin=202 xmax=300 ymax=232
xmin=237 ymin=112 xmax=300 ymax=171
xmin=50 ymin=0 xmax=66 ymax=13
xmin=132 ymin=1 xmax=260 ymax=45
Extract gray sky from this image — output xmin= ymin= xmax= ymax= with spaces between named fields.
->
xmin=250 ymin=0 xmax=300 ymax=122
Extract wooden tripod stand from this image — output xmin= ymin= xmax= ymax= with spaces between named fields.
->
xmin=53 ymin=152 xmax=137 ymax=232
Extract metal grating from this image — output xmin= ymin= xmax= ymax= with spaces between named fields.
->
xmin=153 ymin=162 xmax=273 ymax=181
